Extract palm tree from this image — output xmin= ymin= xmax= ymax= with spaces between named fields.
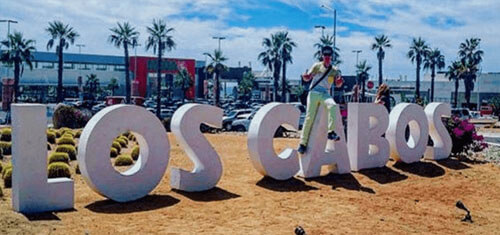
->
xmin=258 ymin=33 xmax=281 ymax=101
xmin=84 ymin=74 xmax=100 ymax=101
xmin=446 ymin=60 xmax=464 ymax=108
xmin=371 ymin=34 xmax=392 ymax=86
xmin=356 ymin=60 xmax=372 ymax=102
xmin=1 ymin=32 xmax=35 ymax=103
xmin=203 ymin=49 xmax=228 ymax=107
xmin=109 ymin=22 xmax=139 ymax=104
xmin=173 ymin=68 xmax=193 ymax=102
xmin=423 ymin=48 xmax=445 ymax=102
xmin=458 ymin=38 xmax=483 ymax=108
xmin=238 ymin=71 xmax=256 ymax=101
xmin=46 ymin=20 xmax=79 ymax=103
xmin=407 ymin=37 xmax=430 ymax=100
xmin=145 ymin=18 xmax=176 ymax=118
xmin=313 ymin=34 xmax=341 ymax=65
xmin=107 ymin=78 xmax=119 ymax=96
xmin=276 ymin=31 xmax=297 ymax=102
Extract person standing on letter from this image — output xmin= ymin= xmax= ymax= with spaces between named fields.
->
xmin=298 ymin=46 xmax=343 ymax=154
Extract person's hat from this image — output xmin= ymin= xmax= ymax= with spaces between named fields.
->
xmin=321 ymin=46 xmax=333 ymax=56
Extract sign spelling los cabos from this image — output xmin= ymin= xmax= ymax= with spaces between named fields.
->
xmin=10 ymin=102 xmax=452 ymax=213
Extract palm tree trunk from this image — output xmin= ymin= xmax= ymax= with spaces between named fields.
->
xmin=57 ymin=41 xmax=64 ymax=103
xmin=156 ymin=40 xmax=162 ymax=119
xmin=124 ymin=42 xmax=131 ymax=104
xmin=378 ymin=55 xmax=383 ymax=86
xmin=273 ymin=60 xmax=280 ymax=102
xmin=464 ymin=77 xmax=471 ymax=109
xmin=431 ymin=65 xmax=435 ymax=102
xmin=415 ymin=56 xmax=421 ymax=100
xmin=454 ymin=79 xmax=459 ymax=108
xmin=13 ymin=58 xmax=20 ymax=103
xmin=281 ymin=50 xmax=287 ymax=102
xmin=362 ymin=79 xmax=366 ymax=102
xmin=215 ymin=71 xmax=220 ymax=107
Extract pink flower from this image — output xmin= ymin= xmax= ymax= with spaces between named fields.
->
xmin=472 ymin=133 xmax=484 ymax=141
xmin=481 ymin=142 xmax=489 ymax=149
xmin=464 ymin=123 xmax=475 ymax=132
xmin=453 ymin=127 xmax=464 ymax=137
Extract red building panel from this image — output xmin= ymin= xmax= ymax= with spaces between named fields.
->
xmin=129 ymin=56 xmax=196 ymax=99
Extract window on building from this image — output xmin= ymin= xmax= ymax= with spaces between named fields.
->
xmin=114 ymin=65 xmax=125 ymax=71
xmin=96 ymin=65 xmax=107 ymax=71
xmin=63 ymin=63 xmax=74 ymax=69
xmin=40 ymin=62 xmax=54 ymax=69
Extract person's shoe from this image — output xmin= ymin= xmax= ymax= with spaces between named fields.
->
xmin=297 ymin=144 xmax=307 ymax=154
xmin=327 ymin=131 xmax=341 ymax=141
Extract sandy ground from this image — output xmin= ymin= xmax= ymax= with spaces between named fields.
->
xmin=1 ymin=133 xmax=500 ymax=234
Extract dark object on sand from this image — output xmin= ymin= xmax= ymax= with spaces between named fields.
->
xmin=295 ymin=226 xmax=306 ymax=235
xmin=456 ymin=200 xmax=473 ymax=223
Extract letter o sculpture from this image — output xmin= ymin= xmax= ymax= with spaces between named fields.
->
xmin=78 ymin=105 xmax=170 ymax=202
xmin=386 ymin=103 xmax=429 ymax=163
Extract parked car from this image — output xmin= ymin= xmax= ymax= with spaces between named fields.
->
xmin=231 ymin=112 xmax=257 ymax=132
xmin=451 ymin=108 xmax=471 ymax=120
xmin=222 ymin=109 xmax=253 ymax=131
xmin=91 ymin=103 xmax=107 ymax=113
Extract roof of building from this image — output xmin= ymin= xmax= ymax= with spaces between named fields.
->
xmin=32 ymin=51 xmax=124 ymax=65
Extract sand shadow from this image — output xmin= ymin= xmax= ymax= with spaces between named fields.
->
xmin=436 ymin=158 xmax=471 ymax=170
xmin=85 ymin=195 xmax=180 ymax=214
xmin=393 ymin=161 xmax=445 ymax=178
xmin=256 ymin=177 xmax=318 ymax=192
xmin=23 ymin=212 xmax=61 ymax=221
xmin=308 ymin=173 xmax=375 ymax=194
xmin=358 ymin=166 xmax=408 ymax=184
xmin=172 ymin=187 xmax=240 ymax=202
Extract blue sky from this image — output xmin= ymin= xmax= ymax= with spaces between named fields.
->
xmin=0 ymin=0 xmax=498 ymax=81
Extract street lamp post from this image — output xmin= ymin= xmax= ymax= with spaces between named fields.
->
xmin=321 ymin=5 xmax=337 ymax=61
xmin=314 ymin=25 xmax=326 ymax=37
xmin=352 ymin=50 xmax=362 ymax=66
xmin=212 ymin=36 xmax=226 ymax=52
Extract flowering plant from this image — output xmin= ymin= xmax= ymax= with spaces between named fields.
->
xmin=445 ymin=116 xmax=488 ymax=155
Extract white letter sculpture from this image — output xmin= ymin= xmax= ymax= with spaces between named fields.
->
xmin=424 ymin=102 xmax=452 ymax=160
xmin=170 ymin=104 xmax=223 ymax=191
xmin=12 ymin=104 xmax=74 ymax=213
xmin=78 ymin=105 xmax=169 ymax=202
xmin=386 ymin=103 xmax=429 ymax=163
xmin=347 ymin=103 xmax=390 ymax=171
xmin=247 ymin=103 xmax=300 ymax=180
xmin=298 ymin=103 xmax=350 ymax=178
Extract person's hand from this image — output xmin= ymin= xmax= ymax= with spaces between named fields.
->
xmin=302 ymin=73 xmax=312 ymax=82
xmin=335 ymin=75 xmax=344 ymax=88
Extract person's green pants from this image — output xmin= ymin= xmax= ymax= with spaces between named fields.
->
xmin=300 ymin=91 xmax=337 ymax=146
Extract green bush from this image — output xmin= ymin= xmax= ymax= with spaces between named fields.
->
xmin=131 ymin=146 xmax=140 ymax=160
xmin=57 ymin=137 xmax=76 ymax=146
xmin=110 ymin=147 xmax=118 ymax=158
xmin=1 ymin=128 xmax=12 ymax=142
xmin=47 ymin=131 xmax=56 ymax=144
xmin=75 ymin=130 xmax=82 ymax=138
xmin=3 ymin=168 xmax=12 ymax=188
xmin=2 ymin=162 xmax=12 ymax=177
xmin=52 ymin=105 xmax=90 ymax=129
xmin=47 ymin=162 xmax=71 ymax=179
xmin=115 ymin=138 xmax=127 ymax=148
xmin=55 ymin=130 xmax=62 ymax=138
xmin=48 ymin=152 xmax=70 ymax=164
xmin=55 ymin=145 xmax=77 ymax=161
xmin=114 ymin=154 xmax=133 ymax=166
xmin=118 ymin=136 xmax=129 ymax=145
xmin=0 ymin=141 xmax=12 ymax=155
xmin=112 ymin=141 xmax=121 ymax=153
xmin=128 ymin=132 xmax=136 ymax=141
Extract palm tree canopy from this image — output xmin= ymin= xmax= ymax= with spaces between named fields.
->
xmin=446 ymin=60 xmax=464 ymax=81
xmin=313 ymin=34 xmax=340 ymax=62
xmin=258 ymin=34 xmax=281 ymax=71
xmin=109 ymin=22 xmax=139 ymax=48
xmin=145 ymin=19 xmax=176 ymax=55
xmin=174 ymin=68 xmax=193 ymax=89
xmin=371 ymin=34 xmax=392 ymax=60
xmin=45 ymin=20 xmax=79 ymax=51
xmin=407 ymin=37 xmax=430 ymax=63
xmin=356 ymin=60 xmax=372 ymax=75
xmin=458 ymin=37 xmax=483 ymax=74
xmin=276 ymin=31 xmax=297 ymax=64
xmin=204 ymin=49 xmax=228 ymax=72
xmin=1 ymin=32 xmax=35 ymax=71
xmin=423 ymin=48 xmax=446 ymax=71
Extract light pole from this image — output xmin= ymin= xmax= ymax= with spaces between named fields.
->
xmin=212 ymin=36 xmax=226 ymax=52
xmin=352 ymin=50 xmax=362 ymax=66
xmin=0 ymin=19 xmax=18 ymax=38
xmin=321 ymin=4 xmax=336 ymax=60
xmin=314 ymin=25 xmax=326 ymax=37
